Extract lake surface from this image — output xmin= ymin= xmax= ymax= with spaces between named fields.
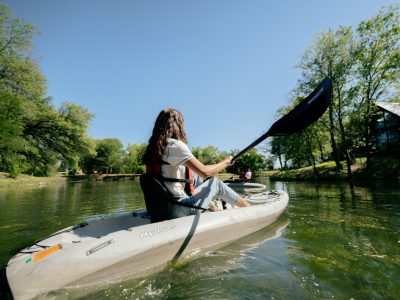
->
xmin=0 ymin=178 xmax=399 ymax=299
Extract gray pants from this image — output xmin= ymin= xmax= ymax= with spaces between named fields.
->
xmin=170 ymin=175 xmax=240 ymax=218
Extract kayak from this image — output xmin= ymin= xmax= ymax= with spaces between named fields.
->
xmin=49 ymin=215 xmax=291 ymax=299
xmin=6 ymin=190 xmax=288 ymax=300
xmin=6 ymin=191 xmax=288 ymax=299
xmin=225 ymin=181 xmax=266 ymax=192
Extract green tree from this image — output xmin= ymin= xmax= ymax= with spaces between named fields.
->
xmin=123 ymin=143 xmax=147 ymax=174
xmin=269 ymin=136 xmax=286 ymax=169
xmin=0 ymin=4 xmax=94 ymax=176
xmin=0 ymin=91 xmax=23 ymax=177
xmin=0 ymin=3 xmax=46 ymax=98
xmin=267 ymin=98 xmax=331 ymax=171
xmin=79 ymin=137 xmax=97 ymax=174
xmin=298 ymin=26 xmax=356 ymax=176
xmin=353 ymin=5 xmax=400 ymax=157
xmin=19 ymin=100 xmax=94 ymax=175
xmin=192 ymin=145 xmax=225 ymax=165
xmin=268 ymin=5 xmax=399 ymax=178
xmin=229 ymin=148 xmax=270 ymax=174
xmin=0 ymin=3 xmax=47 ymax=175
xmin=57 ymin=102 xmax=94 ymax=174
xmin=95 ymin=138 xmax=124 ymax=174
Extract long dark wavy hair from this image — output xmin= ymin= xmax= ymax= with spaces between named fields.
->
xmin=143 ymin=108 xmax=187 ymax=164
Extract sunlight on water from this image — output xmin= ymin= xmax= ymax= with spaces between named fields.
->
xmin=1 ymin=179 xmax=400 ymax=299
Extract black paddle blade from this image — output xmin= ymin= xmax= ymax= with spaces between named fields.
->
xmin=267 ymin=77 xmax=332 ymax=136
xmin=232 ymin=77 xmax=332 ymax=162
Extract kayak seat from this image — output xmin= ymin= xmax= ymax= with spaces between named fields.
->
xmin=139 ymin=174 xmax=178 ymax=223
xmin=140 ymin=174 xmax=210 ymax=223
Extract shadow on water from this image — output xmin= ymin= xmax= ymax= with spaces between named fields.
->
xmin=0 ymin=266 xmax=12 ymax=300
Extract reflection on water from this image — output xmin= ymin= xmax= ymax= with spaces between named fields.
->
xmin=1 ymin=179 xmax=400 ymax=299
xmin=279 ymin=180 xmax=400 ymax=299
xmin=0 ymin=181 xmax=145 ymax=267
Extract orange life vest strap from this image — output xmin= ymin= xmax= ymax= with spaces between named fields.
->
xmin=185 ymin=168 xmax=195 ymax=196
xmin=146 ymin=162 xmax=195 ymax=196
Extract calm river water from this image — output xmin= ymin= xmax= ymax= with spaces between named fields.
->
xmin=0 ymin=178 xmax=399 ymax=299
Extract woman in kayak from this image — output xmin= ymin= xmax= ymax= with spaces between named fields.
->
xmin=143 ymin=108 xmax=250 ymax=218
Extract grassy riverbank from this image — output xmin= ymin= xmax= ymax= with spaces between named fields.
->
xmin=1 ymin=157 xmax=398 ymax=186
xmin=0 ymin=173 xmax=144 ymax=186
xmin=261 ymin=156 xmax=400 ymax=181
xmin=0 ymin=172 xmax=67 ymax=186
xmin=0 ymin=172 xmax=238 ymax=187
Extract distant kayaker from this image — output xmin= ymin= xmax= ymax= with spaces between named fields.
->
xmin=239 ymin=166 xmax=253 ymax=183
xmin=143 ymin=108 xmax=250 ymax=218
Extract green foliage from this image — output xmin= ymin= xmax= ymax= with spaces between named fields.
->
xmin=192 ymin=145 xmax=226 ymax=165
xmin=2 ymin=3 xmax=397 ymax=179
xmin=94 ymin=138 xmax=125 ymax=174
xmin=353 ymin=5 xmax=400 ymax=151
xmin=0 ymin=91 xmax=24 ymax=172
xmin=228 ymin=148 xmax=272 ymax=174
xmin=364 ymin=156 xmax=400 ymax=179
xmin=123 ymin=143 xmax=147 ymax=174
xmin=269 ymin=5 xmax=400 ymax=173
xmin=0 ymin=4 xmax=93 ymax=176
xmin=80 ymin=141 xmax=147 ymax=175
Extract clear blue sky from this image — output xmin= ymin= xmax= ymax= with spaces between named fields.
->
xmin=4 ymin=0 xmax=398 ymax=152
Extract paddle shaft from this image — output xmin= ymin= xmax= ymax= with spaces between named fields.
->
xmin=232 ymin=132 xmax=270 ymax=162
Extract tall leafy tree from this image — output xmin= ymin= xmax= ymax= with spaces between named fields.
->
xmin=0 ymin=91 xmax=23 ymax=176
xmin=192 ymin=146 xmax=225 ymax=165
xmin=298 ymin=26 xmax=356 ymax=176
xmin=353 ymin=5 xmax=400 ymax=156
xmin=229 ymin=148 xmax=271 ymax=174
xmin=267 ymin=5 xmax=399 ymax=176
xmin=21 ymin=100 xmax=93 ymax=175
xmin=269 ymin=136 xmax=286 ymax=169
xmin=0 ymin=4 xmax=94 ymax=176
xmin=0 ymin=3 xmax=46 ymax=98
xmin=95 ymin=138 xmax=124 ymax=174
xmin=0 ymin=3 xmax=46 ymax=175
xmin=268 ymin=95 xmax=331 ymax=172
xmin=123 ymin=143 xmax=147 ymax=174
xmin=57 ymin=102 xmax=94 ymax=173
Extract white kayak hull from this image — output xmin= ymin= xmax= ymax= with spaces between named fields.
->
xmin=225 ymin=182 xmax=266 ymax=192
xmin=6 ymin=190 xmax=288 ymax=300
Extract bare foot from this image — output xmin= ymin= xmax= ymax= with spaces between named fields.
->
xmin=209 ymin=201 xmax=222 ymax=211
xmin=236 ymin=198 xmax=251 ymax=207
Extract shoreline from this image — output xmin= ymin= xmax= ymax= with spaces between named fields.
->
xmin=261 ymin=157 xmax=400 ymax=181
xmin=0 ymin=172 xmax=237 ymax=187
xmin=1 ymin=156 xmax=399 ymax=187
xmin=0 ymin=173 xmax=144 ymax=187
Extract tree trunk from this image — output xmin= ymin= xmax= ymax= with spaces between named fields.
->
xmin=317 ymin=133 xmax=325 ymax=161
xmin=328 ymin=104 xmax=343 ymax=169
xmin=345 ymin=150 xmax=353 ymax=181
xmin=336 ymin=85 xmax=353 ymax=181
xmin=278 ymin=153 xmax=283 ymax=169
xmin=306 ymin=132 xmax=318 ymax=175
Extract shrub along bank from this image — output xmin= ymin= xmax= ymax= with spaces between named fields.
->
xmin=263 ymin=157 xmax=400 ymax=181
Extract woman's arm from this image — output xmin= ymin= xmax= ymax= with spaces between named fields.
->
xmin=185 ymin=156 xmax=232 ymax=179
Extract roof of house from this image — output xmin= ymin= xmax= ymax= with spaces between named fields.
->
xmin=376 ymin=102 xmax=400 ymax=117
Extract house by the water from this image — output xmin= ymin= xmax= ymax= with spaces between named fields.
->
xmin=376 ymin=102 xmax=400 ymax=153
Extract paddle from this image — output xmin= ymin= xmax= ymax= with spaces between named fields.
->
xmin=232 ymin=77 xmax=332 ymax=162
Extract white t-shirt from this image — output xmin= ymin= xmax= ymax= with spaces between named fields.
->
xmin=244 ymin=171 xmax=252 ymax=180
xmin=161 ymin=138 xmax=194 ymax=196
